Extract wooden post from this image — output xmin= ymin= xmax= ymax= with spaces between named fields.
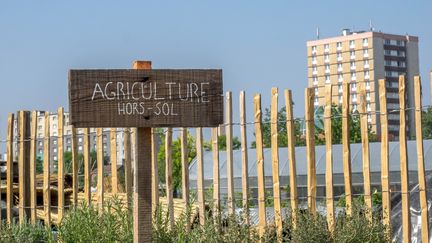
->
xmin=414 ymin=76 xmax=430 ymax=242
xmin=57 ymin=107 xmax=65 ymax=221
xmin=124 ymin=128 xmax=132 ymax=208
xmin=239 ymin=91 xmax=249 ymax=224
xmin=305 ymin=88 xmax=316 ymax=213
xmin=324 ymin=85 xmax=334 ymax=231
xmin=83 ymin=128 xmax=91 ymax=204
xmin=132 ymin=60 xmax=153 ymax=243
xmin=18 ymin=110 xmax=31 ymax=223
xmin=151 ymin=128 xmax=159 ymax=208
xmin=358 ymin=85 xmax=372 ymax=222
xmin=399 ymin=75 xmax=411 ymax=242
xmin=341 ymin=82 xmax=353 ymax=216
xmin=96 ymin=128 xmax=104 ymax=212
xmin=211 ymin=127 xmax=220 ymax=218
xmin=29 ymin=111 xmax=37 ymax=223
xmin=196 ymin=127 xmax=205 ymax=225
xmin=285 ymin=89 xmax=298 ymax=227
xmin=254 ymin=94 xmax=266 ymax=237
xmin=226 ymin=91 xmax=235 ymax=215
xmin=378 ymin=79 xmax=391 ymax=233
xmin=165 ymin=128 xmax=174 ymax=229
xmin=180 ymin=127 xmax=190 ymax=230
xmin=6 ymin=113 xmax=14 ymax=224
xmin=71 ymin=127 xmax=78 ymax=205
xmin=110 ymin=128 xmax=118 ymax=194
xmin=43 ymin=112 xmax=51 ymax=226
xmin=270 ymin=87 xmax=282 ymax=238
xmin=180 ymin=128 xmax=189 ymax=206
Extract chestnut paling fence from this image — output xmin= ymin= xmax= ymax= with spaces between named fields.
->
xmin=1 ymin=75 xmax=431 ymax=242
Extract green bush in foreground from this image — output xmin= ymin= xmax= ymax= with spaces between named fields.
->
xmin=0 ymin=220 xmax=53 ymax=243
xmin=57 ymin=197 xmax=133 ymax=243
xmin=0 ymin=199 xmax=389 ymax=242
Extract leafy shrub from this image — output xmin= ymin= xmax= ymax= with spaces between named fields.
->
xmin=0 ymin=199 xmax=389 ymax=242
xmin=0 ymin=219 xmax=53 ymax=243
xmin=152 ymin=204 xmax=259 ymax=242
xmin=57 ymin=197 xmax=133 ymax=243
xmin=334 ymin=207 xmax=390 ymax=243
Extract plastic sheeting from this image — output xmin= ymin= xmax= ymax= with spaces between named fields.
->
xmin=391 ymin=174 xmax=432 ymax=243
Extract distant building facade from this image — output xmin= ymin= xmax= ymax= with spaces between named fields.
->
xmin=307 ymin=29 xmax=419 ymax=140
xmin=11 ymin=111 xmax=127 ymax=169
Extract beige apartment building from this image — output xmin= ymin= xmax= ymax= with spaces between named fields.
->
xmin=12 ymin=111 xmax=126 ymax=165
xmin=307 ymin=29 xmax=419 ymax=140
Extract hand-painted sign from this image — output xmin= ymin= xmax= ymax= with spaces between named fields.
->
xmin=69 ymin=69 xmax=223 ymax=128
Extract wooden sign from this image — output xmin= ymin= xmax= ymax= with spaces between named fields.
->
xmin=69 ymin=69 xmax=223 ymax=128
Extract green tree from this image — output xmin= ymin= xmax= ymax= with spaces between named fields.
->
xmin=314 ymin=105 xmax=377 ymax=145
xmin=252 ymin=105 xmax=377 ymax=147
xmin=422 ymin=107 xmax=432 ymax=139
xmin=157 ymin=130 xmax=196 ymax=195
xmin=203 ymin=134 xmax=241 ymax=151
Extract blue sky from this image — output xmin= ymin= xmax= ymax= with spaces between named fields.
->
xmin=0 ymin=1 xmax=431 ymax=152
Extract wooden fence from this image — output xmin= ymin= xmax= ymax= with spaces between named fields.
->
xmin=1 ymin=74 xmax=431 ymax=242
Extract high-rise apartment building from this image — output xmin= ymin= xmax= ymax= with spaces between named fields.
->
xmin=307 ymin=29 xmax=419 ymax=140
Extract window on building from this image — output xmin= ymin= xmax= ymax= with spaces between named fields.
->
xmin=324 ymin=54 xmax=330 ymax=62
xmin=337 ymin=42 xmax=342 ymax=48
xmin=363 ymin=49 xmax=369 ymax=56
xmin=52 ymin=116 xmax=57 ymax=121
xmin=364 ymin=70 xmax=370 ymax=78
xmin=312 ymin=46 xmax=317 ymax=53
xmin=384 ymin=39 xmax=391 ymax=45
xmin=349 ymin=40 xmax=355 ymax=47
xmin=312 ymin=56 xmax=317 ymax=62
xmin=53 ymin=156 xmax=57 ymax=161
xmin=53 ymin=124 xmax=57 ymax=129
xmin=366 ymin=81 xmax=371 ymax=89
xmin=325 ymin=64 xmax=330 ymax=71
xmin=66 ymin=138 xmax=71 ymax=144
xmin=338 ymin=63 xmax=342 ymax=69
xmin=53 ymin=140 xmax=57 ymax=145
xmin=338 ymin=73 xmax=343 ymax=82
xmin=337 ymin=52 xmax=342 ymax=60
xmin=313 ymin=66 xmax=317 ymax=72
xmin=313 ymin=76 xmax=318 ymax=83
xmin=350 ymin=50 xmax=355 ymax=58
xmin=353 ymin=104 xmax=358 ymax=111
xmin=363 ymin=38 xmax=368 ymax=45
xmin=325 ymin=75 xmax=331 ymax=83
xmin=79 ymin=145 xmax=83 ymax=151
xmin=53 ymin=148 xmax=57 ymax=153
xmin=67 ymin=146 xmax=71 ymax=152
xmin=350 ymin=61 xmax=356 ymax=68
xmin=78 ymin=137 xmax=83 ymax=143
xmin=364 ymin=59 xmax=369 ymax=67
xmin=314 ymin=87 xmax=318 ymax=95
xmin=324 ymin=44 xmax=329 ymax=50
xmin=38 ymin=149 xmax=42 ymax=154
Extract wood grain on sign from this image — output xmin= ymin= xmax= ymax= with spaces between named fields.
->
xmin=69 ymin=69 xmax=223 ymax=128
